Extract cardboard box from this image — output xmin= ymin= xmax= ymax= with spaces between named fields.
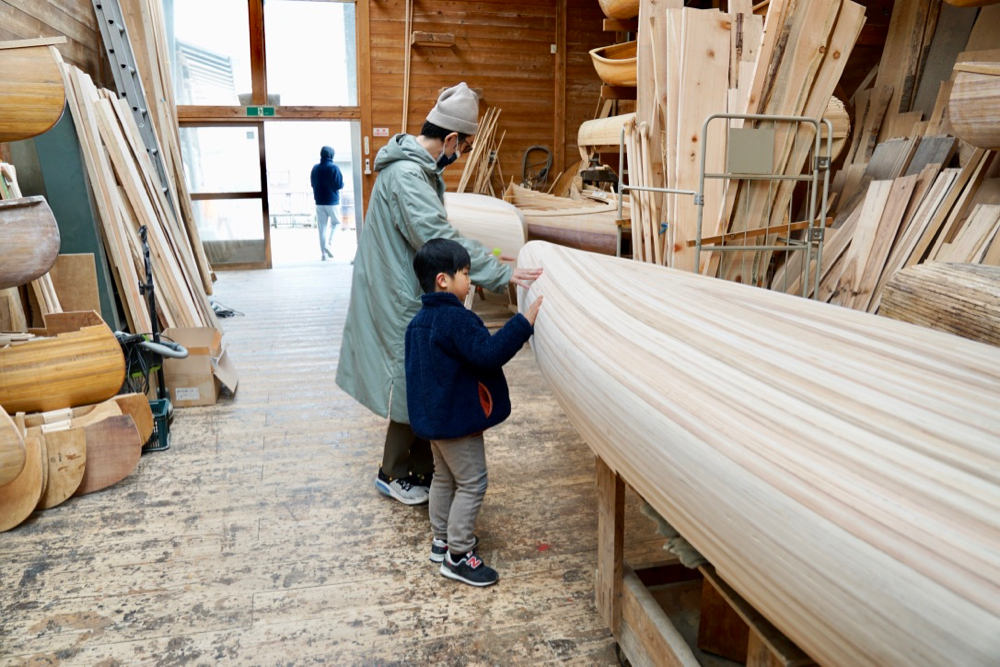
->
xmin=161 ymin=327 xmax=239 ymax=407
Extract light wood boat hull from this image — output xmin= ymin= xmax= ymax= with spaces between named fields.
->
xmin=0 ymin=407 xmax=25 ymax=488
xmin=598 ymin=0 xmax=640 ymax=19
xmin=951 ymin=64 xmax=1000 ymax=150
xmin=0 ymin=312 xmax=125 ymax=414
xmin=506 ymin=184 xmax=623 ymax=255
xmin=516 ymin=241 xmax=1000 ymax=666
xmin=0 ymin=197 xmax=60 ymax=291
xmin=589 ymin=41 xmax=638 ymax=87
xmin=578 ymin=113 xmax=636 ymax=150
xmin=0 ymin=44 xmax=66 ymax=143
xmin=445 ymin=193 xmax=527 ymax=259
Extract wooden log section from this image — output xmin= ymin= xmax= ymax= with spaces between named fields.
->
xmin=880 ymin=262 xmax=1000 ymax=348
xmin=950 ymin=63 xmax=1000 ymax=151
xmin=0 ymin=407 xmax=26 ymax=488
xmin=0 ymin=312 xmax=125 ymax=414
xmin=516 ymin=241 xmax=1000 ymax=665
xmin=0 ymin=197 xmax=61 ymax=291
xmin=0 ymin=42 xmax=66 ymax=143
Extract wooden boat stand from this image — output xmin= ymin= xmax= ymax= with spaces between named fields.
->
xmin=595 ymin=457 xmax=815 ymax=667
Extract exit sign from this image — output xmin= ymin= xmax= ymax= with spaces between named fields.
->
xmin=246 ymin=106 xmax=275 ymax=117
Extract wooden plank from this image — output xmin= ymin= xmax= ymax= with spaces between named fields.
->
xmin=410 ymin=31 xmax=455 ymax=47
xmin=554 ymin=0 xmax=566 ymax=175
xmin=935 ymin=204 xmax=1000 ymax=262
xmin=595 ymin=456 xmax=624 ymax=635
xmin=517 ymin=239 xmax=1000 ymax=666
xmin=872 ymin=0 xmax=935 ymax=132
xmin=619 ymin=565 xmax=701 ymax=667
xmin=925 ymin=150 xmax=995 ymax=260
xmin=0 ymin=35 xmax=66 ymax=49
xmin=47 ymin=254 xmax=100 ymax=314
xmin=830 ymin=179 xmax=895 ymax=307
xmin=697 ymin=576 xmax=750 ymax=662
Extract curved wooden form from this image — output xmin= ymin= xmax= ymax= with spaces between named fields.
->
xmin=445 ymin=193 xmax=527 ymax=259
xmin=516 ymin=241 xmax=1000 ymax=666
xmin=505 ymin=184 xmax=623 ymax=255
xmin=26 ymin=394 xmax=156 ymax=445
xmin=598 ymin=0 xmax=640 ymax=19
xmin=578 ymin=112 xmax=636 ymax=150
xmin=0 ymin=197 xmax=60 ymax=291
xmin=36 ymin=427 xmax=86 ymax=510
xmin=589 ymin=41 xmax=638 ymax=87
xmin=881 ymin=262 xmax=1000 ymax=347
xmin=0 ymin=432 xmax=42 ymax=532
xmin=74 ymin=415 xmax=141 ymax=496
xmin=0 ymin=407 xmax=25 ymax=488
xmin=0 ymin=312 xmax=125 ymax=414
xmin=0 ymin=42 xmax=66 ymax=143
xmin=951 ymin=63 xmax=1000 ymax=150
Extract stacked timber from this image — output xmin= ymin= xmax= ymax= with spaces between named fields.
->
xmin=504 ymin=183 xmax=625 ymax=255
xmin=951 ymin=61 xmax=1000 ymax=150
xmin=58 ymin=59 xmax=220 ymax=335
xmin=517 ymin=240 xmax=1000 ymax=666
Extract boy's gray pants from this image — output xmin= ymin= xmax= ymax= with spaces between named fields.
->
xmin=429 ymin=433 xmax=487 ymax=555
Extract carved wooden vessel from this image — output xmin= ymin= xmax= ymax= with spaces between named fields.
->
xmin=0 ymin=197 xmax=60 ymax=290
xmin=589 ymin=41 xmax=638 ymax=87
xmin=0 ymin=312 xmax=125 ymax=414
xmin=517 ymin=241 xmax=1000 ymax=665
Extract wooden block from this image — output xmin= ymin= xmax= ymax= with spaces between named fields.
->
xmin=0 ymin=432 xmax=42 ymax=531
xmin=697 ymin=576 xmax=750 ymax=662
xmin=410 ymin=31 xmax=454 ymax=47
xmin=74 ymin=415 xmax=141 ymax=496
xmin=596 ymin=456 xmax=624 ymax=635
xmin=36 ymin=427 xmax=86 ymax=509
xmin=620 ymin=565 xmax=701 ymax=666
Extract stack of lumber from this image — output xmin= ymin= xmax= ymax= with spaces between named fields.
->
xmin=58 ymin=59 xmax=219 ymax=335
xmin=120 ymin=0 xmax=214 ymax=295
xmin=516 ymin=239 xmax=1000 ymax=666
xmin=456 ymin=107 xmax=505 ymax=196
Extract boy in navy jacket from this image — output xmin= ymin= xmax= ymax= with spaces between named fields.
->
xmin=405 ymin=238 xmax=543 ymax=586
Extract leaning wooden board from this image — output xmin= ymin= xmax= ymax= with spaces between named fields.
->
xmin=516 ymin=241 xmax=1000 ymax=665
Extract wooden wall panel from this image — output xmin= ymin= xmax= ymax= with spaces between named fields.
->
xmin=366 ymin=0 xmax=605 ymax=195
xmin=0 ymin=1 xmax=101 ymax=79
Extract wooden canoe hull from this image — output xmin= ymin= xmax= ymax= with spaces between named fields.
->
xmin=506 ymin=184 xmax=623 ymax=256
xmin=0 ymin=197 xmax=61 ymax=291
xmin=578 ymin=113 xmax=636 ymax=150
xmin=0 ymin=312 xmax=125 ymax=414
xmin=951 ymin=65 xmax=1000 ymax=150
xmin=517 ymin=241 xmax=1000 ymax=665
xmin=598 ymin=0 xmax=640 ymax=19
xmin=0 ymin=406 xmax=25 ymax=488
xmin=589 ymin=41 xmax=638 ymax=87
xmin=0 ymin=44 xmax=66 ymax=143
xmin=445 ymin=193 xmax=527 ymax=259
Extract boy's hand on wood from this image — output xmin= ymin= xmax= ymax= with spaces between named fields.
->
xmin=525 ymin=295 xmax=544 ymax=326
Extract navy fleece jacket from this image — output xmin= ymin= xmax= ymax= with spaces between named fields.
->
xmin=405 ymin=292 xmax=534 ymax=441
xmin=310 ymin=157 xmax=344 ymax=205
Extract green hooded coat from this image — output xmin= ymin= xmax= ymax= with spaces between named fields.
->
xmin=335 ymin=134 xmax=513 ymax=423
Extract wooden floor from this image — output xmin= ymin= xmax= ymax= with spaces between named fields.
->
xmin=1 ymin=260 xmax=667 ymax=665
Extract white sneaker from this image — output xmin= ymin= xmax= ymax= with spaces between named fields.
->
xmin=375 ymin=470 xmax=429 ymax=505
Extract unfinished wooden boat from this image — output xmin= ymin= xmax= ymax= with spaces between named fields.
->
xmin=598 ymin=0 xmax=640 ymax=19
xmin=589 ymin=41 xmax=638 ymax=87
xmin=445 ymin=193 xmax=526 ymax=259
xmin=0 ymin=311 xmax=125 ymax=414
xmin=0 ymin=406 xmax=25 ymax=488
xmin=0 ymin=39 xmax=66 ymax=142
xmin=0 ymin=197 xmax=61 ymax=290
xmin=578 ymin=113 xmax=636 ymax=152
xmin=516 ymin=241 xmax=1000 ymax=666
xmin=951 ymin=62 xmax=1000 ymax=150
xmin=505 ymin=183 xmax=624 ymax=256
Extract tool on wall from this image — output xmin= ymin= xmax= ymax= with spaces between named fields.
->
xmin=521 ymin=146 xmax=553 ymax=191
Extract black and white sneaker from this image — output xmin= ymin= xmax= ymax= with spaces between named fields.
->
xmin=375 ymin=469 xmax=428 ymax=505
xmin=440 ymin=549 xmax=498 ymax=587
xmin=429 ymin=535 xmax=479 ymax=563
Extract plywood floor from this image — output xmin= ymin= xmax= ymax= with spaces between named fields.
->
xmin=1 ymin=261 xmax=668 ymax=665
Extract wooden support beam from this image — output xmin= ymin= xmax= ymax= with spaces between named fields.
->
xmin=595 ymin=456 xmax=624 ymax=636
xmin=688 ymin=218 xmax=833 ymax=247
xmin=554 ymin=0 xmax=567 ymax=177
xmin=601 ymin=85 xmax=636 ymax=100
xmin=603 ymin=18 xmax=638 ymax=32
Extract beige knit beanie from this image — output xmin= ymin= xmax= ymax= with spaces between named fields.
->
xmin=425 ymin=82 xmax=480 ymax=135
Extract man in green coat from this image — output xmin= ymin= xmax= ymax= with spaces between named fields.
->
xmin=336 ymin=83 xmax=541 ymax=505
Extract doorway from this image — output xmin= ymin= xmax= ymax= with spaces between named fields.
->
xmin=264 ymin=121 xmax=362 ymax=266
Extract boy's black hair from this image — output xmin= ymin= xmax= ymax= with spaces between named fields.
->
xmin=414 ymin=238 xmax=471 ymax=294
xmin=420 ymin=120 xmax=469 ymax=146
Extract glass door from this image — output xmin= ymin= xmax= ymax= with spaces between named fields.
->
xmin=179 ymin=123 xmax=272 ymax=268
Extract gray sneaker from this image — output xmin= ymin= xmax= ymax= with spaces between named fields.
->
xmin=375 ymin=469 xmax=429 ymax=505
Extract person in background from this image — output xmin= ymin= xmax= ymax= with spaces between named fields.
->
xmin=311 ymin=145 xmax=344 ymax=261
xmin=335 ymin=83 xmax=542 ymax=505
xmin=406 ymin=238 xmax=543 ymax=586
